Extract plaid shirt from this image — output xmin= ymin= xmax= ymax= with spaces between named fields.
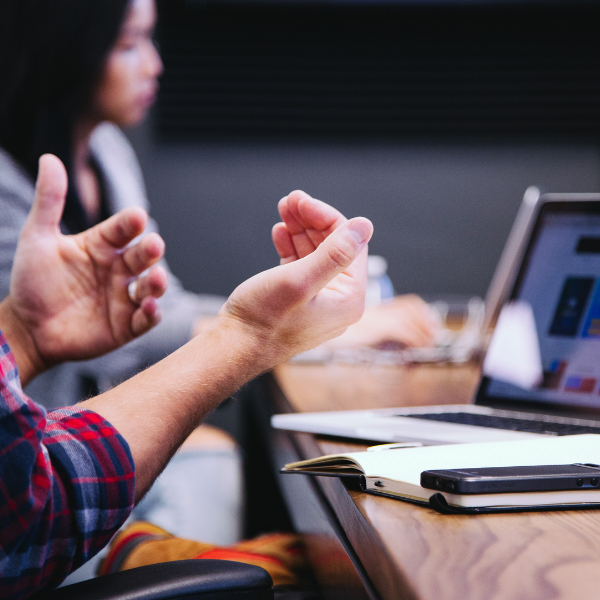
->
xmin=0 ymin=332 xmax=135 ymax=599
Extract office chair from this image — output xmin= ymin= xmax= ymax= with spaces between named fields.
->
xmin=35 ymin=559 xmax=274 ymax=600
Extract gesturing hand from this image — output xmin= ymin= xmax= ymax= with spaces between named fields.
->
xmin=220 ymin=191 xmax=373 ymax=365
xmin=0 ymin=154 xmax=168 ymax=385
xmin=273 ymin=192 xmax=440 ymax=350
xmin=272 ymin=190 xmax=348 ymax=264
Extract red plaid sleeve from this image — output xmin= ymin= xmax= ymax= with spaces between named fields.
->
xmin=0 ymin=332 xmax=135 ymax=599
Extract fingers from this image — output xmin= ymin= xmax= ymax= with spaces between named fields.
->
xmin=372 ymin=295 xmax=440 ymax=348
xmin=131 ymin=296 xmax=162 ymax=337
xmin=95 ymin=207 xmax=149 ymax=250
xmin=390 ymin=319 xmax=434 ymax=348
xmin=279 ymin=217 xmax=373 ymax=302
xmin=26 ymin=154 xmax=68 ymax=233
xmin=390 ymin=295 xmax=441 ymax=346
xmin=277 ymin=194 xmax=305 ymax=235
xmin=278 ymin=191 xmax=347 ymax=259
xmin=280 ymin=191 xmax=346 ymax=233
xmin=122 ymin=232 xmax=165 ymax=276
xmin=272 ymin=222 xmax=298 ymax=265
xmin=130 ymin=265 xmax=168 ymax=304
xmin=277 ymin=197 xmax=319 ymax=259
xmin=128 ymin=266 xmax=168 ymax=338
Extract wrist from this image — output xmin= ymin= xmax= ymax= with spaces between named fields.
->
xmin=195 ymin=314 xmax=277 ymax=381
xmin=0 ymin=299 xmax=47 ymax=386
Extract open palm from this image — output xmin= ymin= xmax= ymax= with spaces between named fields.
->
xmin=8 ymin=155 xmax=168 ymax=370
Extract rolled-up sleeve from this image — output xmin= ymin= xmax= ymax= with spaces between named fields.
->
xmin=0 ymin=333 xmax=135 ymax=599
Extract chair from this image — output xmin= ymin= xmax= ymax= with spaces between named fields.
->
xmin=35 ymin=559 xmax=274 ymax=600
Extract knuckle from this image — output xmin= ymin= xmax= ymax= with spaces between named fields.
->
xmin=327 ymin=243 xmax=353 ymax=269
xmin=117 ymin=214 xmax=133 ymax=239
xmin=132 ymin=246 xmax=145 ymax=269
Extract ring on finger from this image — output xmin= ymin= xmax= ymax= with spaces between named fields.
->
xmin=128 ymin=279 xmax=139 ymax=305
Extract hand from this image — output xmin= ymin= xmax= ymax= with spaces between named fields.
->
xmin=0 ymin=154 xmax=168 ymax=384
xmin=271 ymin=193 xmax=437 ymax=350
xmin=220 ymin=191 xmax=373 ymax=364
xmin=272 ymin=190 xmax=347 ymax=264
xmin=327 ymin=294 xmax=441 ymax=350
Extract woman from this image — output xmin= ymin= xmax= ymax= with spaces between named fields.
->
xmin=0 ymin=0 xmax=230 ymax=407
xmin=0 ymin=0 xmax=438 ymax=575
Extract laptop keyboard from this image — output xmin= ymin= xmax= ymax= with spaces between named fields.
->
xmin=403 ymin=412 xmax=600 ymax=436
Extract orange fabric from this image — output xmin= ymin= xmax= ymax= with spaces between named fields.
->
xmin=99 ymin=521 xmax=310 ymax=587
xmin=99 ymin=530 xmax=159 ymax=575
xmin=195 ymin=549 xmax=285 ymax=567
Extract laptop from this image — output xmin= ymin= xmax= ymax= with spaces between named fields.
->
xmin=272 ymin=190 xmax=600 ymax=445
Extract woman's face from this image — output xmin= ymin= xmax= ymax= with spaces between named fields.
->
xmin=92 ymin=0 xmax=163 ymax=127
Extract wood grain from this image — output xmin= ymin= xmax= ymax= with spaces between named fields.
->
xmin=351 ymin=492 xmax=600 ymax=600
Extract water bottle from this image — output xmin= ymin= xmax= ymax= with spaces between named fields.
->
xmin=365 ymin=255 xmax=394 ymax=308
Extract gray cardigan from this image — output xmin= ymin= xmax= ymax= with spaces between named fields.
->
xmin=0 ymin=123 xmax=225 ymax=408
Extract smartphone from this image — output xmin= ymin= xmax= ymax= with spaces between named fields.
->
xmin=420 ymin=463 xmax=600 ymax=495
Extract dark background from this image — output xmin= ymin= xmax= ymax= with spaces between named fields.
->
xmin=126 ymin=0 xmax=600 ymax=299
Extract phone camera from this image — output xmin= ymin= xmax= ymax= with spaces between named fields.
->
xmin=577 ymin=479 xmax=584 ymax=487
xmin=592 ymin=478 xmax=599 ymax=487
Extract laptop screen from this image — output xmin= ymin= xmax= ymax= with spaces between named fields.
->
xmin=481 ymin=200 xmax=600 ymax=413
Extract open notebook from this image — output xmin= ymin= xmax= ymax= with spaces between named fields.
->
xmin=282 ymin=435 xmax=600 ymax=513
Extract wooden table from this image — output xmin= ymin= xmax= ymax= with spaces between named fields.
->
xmin=265 ymin=361 xmax=600 ymax=600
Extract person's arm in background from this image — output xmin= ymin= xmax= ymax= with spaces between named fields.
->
xmin=193 ymin=288 xmax=438 ymax=349
xmin=0 ymin=148 xmax=34 ymax=304
xmin=322 ymin=294 xmax=439 ymax=350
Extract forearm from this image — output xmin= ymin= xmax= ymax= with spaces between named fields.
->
xmin=82 ymin=315 xmax=270 ymax=502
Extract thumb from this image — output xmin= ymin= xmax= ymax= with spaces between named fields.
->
xmin=26 ymin=154 xmax=68 ymax=233
xmin=285 ymin=217 xmax=373 ymax=298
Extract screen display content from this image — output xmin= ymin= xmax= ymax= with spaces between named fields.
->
xmin=488 ymin=207 xmax=600 ymax=410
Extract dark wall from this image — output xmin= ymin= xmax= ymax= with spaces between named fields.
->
xmin=126 ymin=1 xmax=600 ymax=299
xmin=155 ymin=2 xmax=600 ymax=140
xmin=128 ymin=123 xmax=600 ymax=297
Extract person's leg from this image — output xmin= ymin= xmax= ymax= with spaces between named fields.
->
xmin=131 ymin=425 xmax=244 ymax=544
